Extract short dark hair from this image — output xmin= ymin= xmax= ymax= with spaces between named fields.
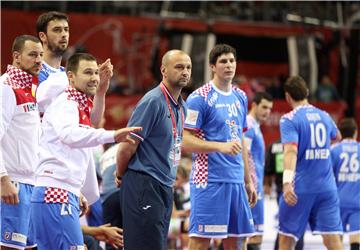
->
xmin=284 ymin=76 xmax=309 ymax=101
xmin=36 ymin=11 xmax=69 ymax=35
xmin=338 ymin=118 xmax=358 ymax=138
xmin=12 ymin=35 xmax=41 ymax=53
xmin=252 ymin=92 xmax=273 ymax=104
xmin=66 ymin=53 xmax=97 ymax=73
xmin=209 ymin=44 xmax=237 ymax=65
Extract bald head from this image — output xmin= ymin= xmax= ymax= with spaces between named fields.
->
xmin=162 ymin=50 xmax=189 ymax=67
xmin=160 ymin=49 xmax=191 ymax=90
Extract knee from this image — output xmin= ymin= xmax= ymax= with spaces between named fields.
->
xmin=188 ymin=237 xmax=210 ymax=250
xmin=322 ymin=234 xmax=343 ymax=250
xmin=279 ymin=235 xmax=295 ymax=250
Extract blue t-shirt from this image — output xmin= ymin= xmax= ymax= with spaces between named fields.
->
xmin=280 ymin=104 xmax=338 ymax=194
xmin=184 ymin=81 xmax=248 ymax=185
xmin=245 ymin=115 xmax=265 ymax=194
xmin=331 ymin=139 xmax=360 ymax=209
xmin=127 ymin=84 xmax=186 ymax=187
xmin=39 ymin=62 xmax=65 ymax=84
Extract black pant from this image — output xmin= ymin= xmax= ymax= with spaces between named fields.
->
xmin=120 ymin=169 xmax=173 ymax=250
xmin=103 ymin=190 xmax=122 ymax=250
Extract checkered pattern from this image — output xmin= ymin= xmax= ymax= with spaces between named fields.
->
xmin=4 ymin=65 xmax=35 ymax=89
xmin=232 ymin=86 xmax=247 ymax=100
xmin=44 ymin=187 xmax=69 ymax=204
xmin=192 ymin=129 xmax=209 ymax=185
xmin=282 ymin=104 xmax=313 ymax=121
xmin=65 ymin=86 xmax=93 ymax=112
xmin=194 ymin=82 xmax=212 ymax=98
xmin=248 ymin=152 xmax=258 ymax=190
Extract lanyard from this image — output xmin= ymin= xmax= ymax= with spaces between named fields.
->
xmin=160 ymin=83 xmax=184 ymax=141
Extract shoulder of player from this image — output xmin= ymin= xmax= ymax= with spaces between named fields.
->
xmin=330 ymin=142 xmax=341 ymax=151
xmin=246 ymin=115 xmax=257 ymax=128
xmin=232 ymin=85 xmax=247 ymax=98
xmin=135 ymin=87 xmax=166 ymax=110
xmin=189 ymin=82 xmax=213 ymax=99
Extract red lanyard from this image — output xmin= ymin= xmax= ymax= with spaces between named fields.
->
xmin=160 ymin=83 xmax=184 ymax=141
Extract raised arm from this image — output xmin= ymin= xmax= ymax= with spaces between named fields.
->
xmin=90 ymin=59 xmax=113 ymax=127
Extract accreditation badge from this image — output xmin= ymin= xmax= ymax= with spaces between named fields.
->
xmin=170 ymin=136 xmax=182 ymax=167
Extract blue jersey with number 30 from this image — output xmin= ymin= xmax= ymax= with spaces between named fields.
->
xmin=280 ymin=104 xmax=338 ymax=194
xmin=184 ymin=82 xmax=248 ymax=185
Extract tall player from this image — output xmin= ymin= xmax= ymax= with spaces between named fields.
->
xmin=331 ymin=118 xmax=360 ymax=250
xmin=183 ymin=44 xmax=257 ymax=250
xmin=244 ymin=92 xmax=273 ymax=250
xmin=35 ymin=11 xmax=112 ymax=128
xmin=279 ymin=76 xmax=344 ymax=250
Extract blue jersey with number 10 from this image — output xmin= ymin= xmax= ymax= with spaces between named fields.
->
xmin=184 ymin=82 xmax=248 ymax=185
xmin=280 ymin=104 xmax=338 ymax=194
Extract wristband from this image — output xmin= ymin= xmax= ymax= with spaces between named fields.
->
xmin=283 ymin=169 xmax=295 ymax=184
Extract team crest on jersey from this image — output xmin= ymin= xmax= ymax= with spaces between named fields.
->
xmin=226 ymin=120 xmax=240 ymax=141
xmin=4 ymin=232 xmax=11 ymax=240
xmin=185 ymin=109 xmax=199 ymax=126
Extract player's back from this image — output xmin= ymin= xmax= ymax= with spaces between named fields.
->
xmin=331 ymin=140 xmax=360 ymax=209
xmin=280 ymin=104 xmax=338 ymax=193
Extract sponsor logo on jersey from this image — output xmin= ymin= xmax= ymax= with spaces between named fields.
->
xmin=207 ymin=92 xmax=218 ymax=107
xmin=22 ymin=103 xmax=37 ymax=112
xmin=204 ymin=225 xmax=227 ymax=233
xmin=11 ymin=232 xmax=27 ymax=244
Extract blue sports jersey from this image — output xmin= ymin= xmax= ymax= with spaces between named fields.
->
xmin=184 ymin=82 xmax=248 ymax=185
xmin=245 ymin=115 xmax=265 ymax=194
xmin=38 ymin=61 xmax=65 ymax=84
xmin=280 ymin=104 xmax=338 ymax=194
xmin=331 ymin=139 xmax=360 ymax=209
xmin=127 ymin=84 xmax=186 ymax=187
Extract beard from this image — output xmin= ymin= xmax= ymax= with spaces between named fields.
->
xmin=47 ymin=40 xmax=67 ymax=57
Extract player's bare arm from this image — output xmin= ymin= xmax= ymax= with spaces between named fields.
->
xmin=242 ymin=134 xmax=257 ymax=207
xmin=90 ymin=58 xmax=113 ymax=127
xmin=182 ymin=129 xmax=242 ymax=155
xmin=282 ymin=143 xmax=298 ymax=206
xmin=115 ymin=137 xmax=140 ymax=187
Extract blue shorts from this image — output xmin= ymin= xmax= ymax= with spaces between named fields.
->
xmin=279 ymin=190 xmax=343 ymax=241
xmin=31 ymin=186 xmax=84 ymax=250
xmin=1 ymin=182 xmax=36 ymax=249
xmin=340 ymin=207 xmax=360 ymax=234
xmin=251 ymin=193 xmax=264 ymax=235
xmin=189 ymin=182 xmax=254 ymax=238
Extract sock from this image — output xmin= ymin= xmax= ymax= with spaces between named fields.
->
xmin=247 ymin=243 xmax=261 ymax=250
xmin=351 ymin=243 xmax=360 ymax=250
